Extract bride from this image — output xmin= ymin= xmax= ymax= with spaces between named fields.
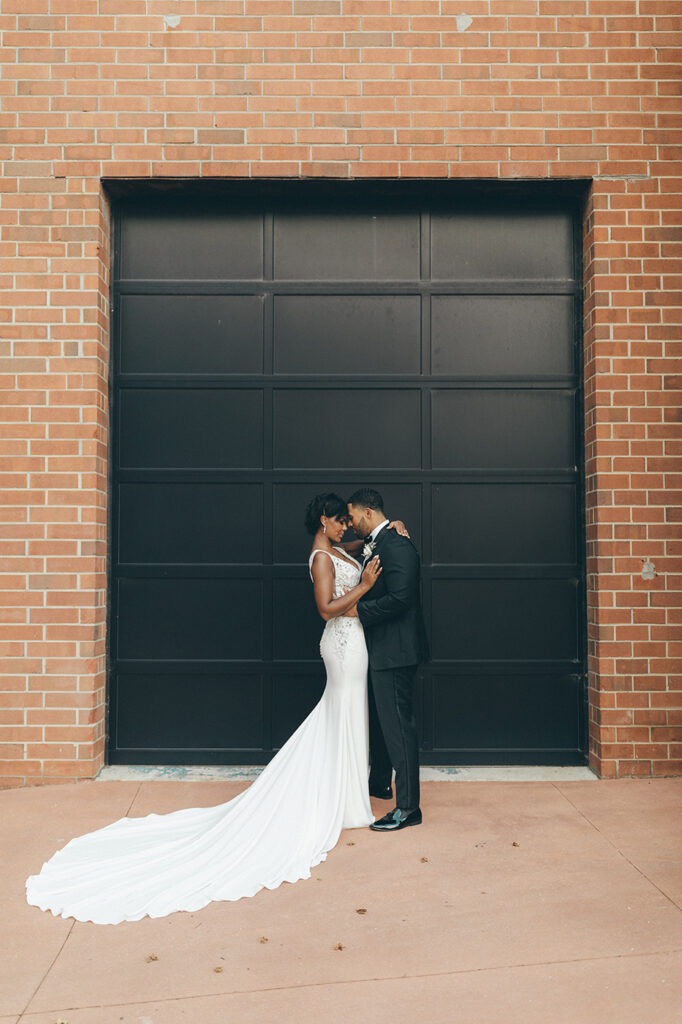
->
xmin=25 ymin=492 xmax=403 ymax=925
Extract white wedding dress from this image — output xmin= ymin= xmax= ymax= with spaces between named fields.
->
xmin=25 ymin=548 xmax=375 ymax=925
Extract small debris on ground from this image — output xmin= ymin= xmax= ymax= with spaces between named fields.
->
xmin=420 ymin=856 xmax=429 ymax=862
xmin=512 ymin=841 xmax=520 ymax=847
xmin=355 ymin=908 xmax=367 ymax=914
xmin=213 ymin=966 xmax=223 ymax=973
xmin=333 ymin=942 xmax=345 ymax=950
xmin=259 ymin=936 xmax=268 ymax=943
xmin=145 ymin=954 xmax=158 ymax=962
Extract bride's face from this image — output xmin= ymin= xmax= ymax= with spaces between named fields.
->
xmin=322 ymin=514 xmax=348 ymax=544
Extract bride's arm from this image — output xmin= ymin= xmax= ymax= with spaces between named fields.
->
xmin=310 ymin=553 xmax=382 ymax=621
xmin=338 ymin=538 xmax=364 ymax=554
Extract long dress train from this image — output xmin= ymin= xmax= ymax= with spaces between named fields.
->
xmin=25 ymin=548 xmax=374 ymax=925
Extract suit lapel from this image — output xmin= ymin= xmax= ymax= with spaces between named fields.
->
xmin=362 ymin=523 xmax=389 ymax=566
xmin=372 ymin=524 xmax=390 ymax=549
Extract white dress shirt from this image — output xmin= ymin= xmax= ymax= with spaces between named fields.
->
xmin=367 ymin=519 xmax=389 ymax=544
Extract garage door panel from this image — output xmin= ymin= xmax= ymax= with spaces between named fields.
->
xmin=431 ymin=210 xmax=574 ymax=281
xmin=273 ymin=389 xmax=422 ymax=469
xmin=432 ymin=483 xmax=576 ymax=565
xmin=273 ymin=295 xmax=421 ymax=375
xmin=119 ymin=295 xmax=264 ymax=375
xmin=116 ymin=674 xmax=263 ymax=750
xmin=273 ymin=482 xmax=352 ymax=565
xmin=432 ymin=673 xmax=581 ymax=750
xmin=271 ymin=674 xmax=326 ymax=748
xmin=431 ymin=295 xmax=574 ymax=377
xmin=117 ymin=579 xmax=263 ymax=660
xmin=430 ymin=579 xmax=578 ymax=661
xmin=273 ymin=579 xmax=326 ymax=661
xmin=431 ymin=390 xmax=575 ymax=470
xmin=273 ymin=212 xmax=420 ymax=280
xmin=119 ymin=389 xmax=264 ymax=469
xmin=272 ymin=482 xmax=423 ymax=563
xmin=120 ymin=208 xmax=263 ymax=280
xmin=118 ymin=483 xmax=263 ymax=564
xmin=110 ymin=190 xmax=585 ymax=766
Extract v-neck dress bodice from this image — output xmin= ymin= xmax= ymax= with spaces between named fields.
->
xmin=308 ymin=546 xmax=362 ymax=596
xmin=308 ymin=548 xmax=364 ymax=663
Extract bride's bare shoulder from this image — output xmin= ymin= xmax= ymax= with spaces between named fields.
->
xmin=309 ymin=549 xmax=334 ymax=575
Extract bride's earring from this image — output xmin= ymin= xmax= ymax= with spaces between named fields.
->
xmin=322 ymin=522 xmax=326 ymax=534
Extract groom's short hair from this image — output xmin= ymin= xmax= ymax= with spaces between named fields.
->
xmin=347 ymin=487 xmax=384 ymax=512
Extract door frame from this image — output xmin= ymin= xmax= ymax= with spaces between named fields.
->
xmin=104 ymin=177 xmax=591 ymax=767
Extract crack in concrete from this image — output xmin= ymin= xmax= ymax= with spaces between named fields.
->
xmin=17 ymin=919 xmax=75 ymax=1023
xmin=18 ymin=947 xmax=682 ymax=1017
xmin=552 ymin=783 xmax=682 ymax=914
xmin=123 ymin=780 xmax=143 ymax=817
xmin=18 ymin=783 xmax=143 ymax=1020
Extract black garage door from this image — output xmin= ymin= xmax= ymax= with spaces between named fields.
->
xmin=107 ymin=182 xmax=587 ymax=766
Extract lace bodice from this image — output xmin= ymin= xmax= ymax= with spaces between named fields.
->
xmin=308 ymin=547 xmax=362 ymax=597
xmin=308 ymin=547 xmax=363 ymax=662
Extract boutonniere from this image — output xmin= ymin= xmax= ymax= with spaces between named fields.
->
xmin=362 ymin=539 xmax=376 ymax=559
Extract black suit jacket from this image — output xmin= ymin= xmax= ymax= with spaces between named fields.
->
xmin=357 ymin=526 xmax=430 ymax=671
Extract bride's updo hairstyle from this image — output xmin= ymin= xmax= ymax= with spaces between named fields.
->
xmin=304 ymin=492 xmax=347 ymax=536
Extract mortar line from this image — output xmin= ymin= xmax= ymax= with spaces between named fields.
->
xmin=552 ymin=783 xmax=682 ymax=913
xmin=20 ymin=947 xmax=682 ymax=1018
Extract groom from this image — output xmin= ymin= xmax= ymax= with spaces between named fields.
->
xmin=346 ymin=488 xmax=430 ymax=832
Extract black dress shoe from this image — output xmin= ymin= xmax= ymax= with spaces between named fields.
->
xmin=369 ymin=784 xmax=393 ymax=799
xmin=369 ymin=807 xmax=422 ymax=831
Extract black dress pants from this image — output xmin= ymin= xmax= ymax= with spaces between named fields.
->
xmin=367 ymin=664 xmax=420 ymax=811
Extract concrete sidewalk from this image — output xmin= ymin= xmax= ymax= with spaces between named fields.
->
xmin=3 ymin=777 xmax=681 ymax=1024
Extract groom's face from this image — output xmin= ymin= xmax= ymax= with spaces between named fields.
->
xmin=347 ymin=503 xmax=373 ymax=539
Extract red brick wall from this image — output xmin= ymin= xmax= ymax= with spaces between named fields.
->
xmin=1 ymin=0 xmax=680 ymax=786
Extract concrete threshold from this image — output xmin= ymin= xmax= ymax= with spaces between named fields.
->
xmin=96 ymin=764 xmax=598 ymax=782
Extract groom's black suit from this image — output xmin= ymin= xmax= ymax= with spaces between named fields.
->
xmin=357 ymin=524 xmax=429 ymax=811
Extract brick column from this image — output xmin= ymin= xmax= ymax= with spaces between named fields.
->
xmin=584 ymin=174 xmax=681 ymax=778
